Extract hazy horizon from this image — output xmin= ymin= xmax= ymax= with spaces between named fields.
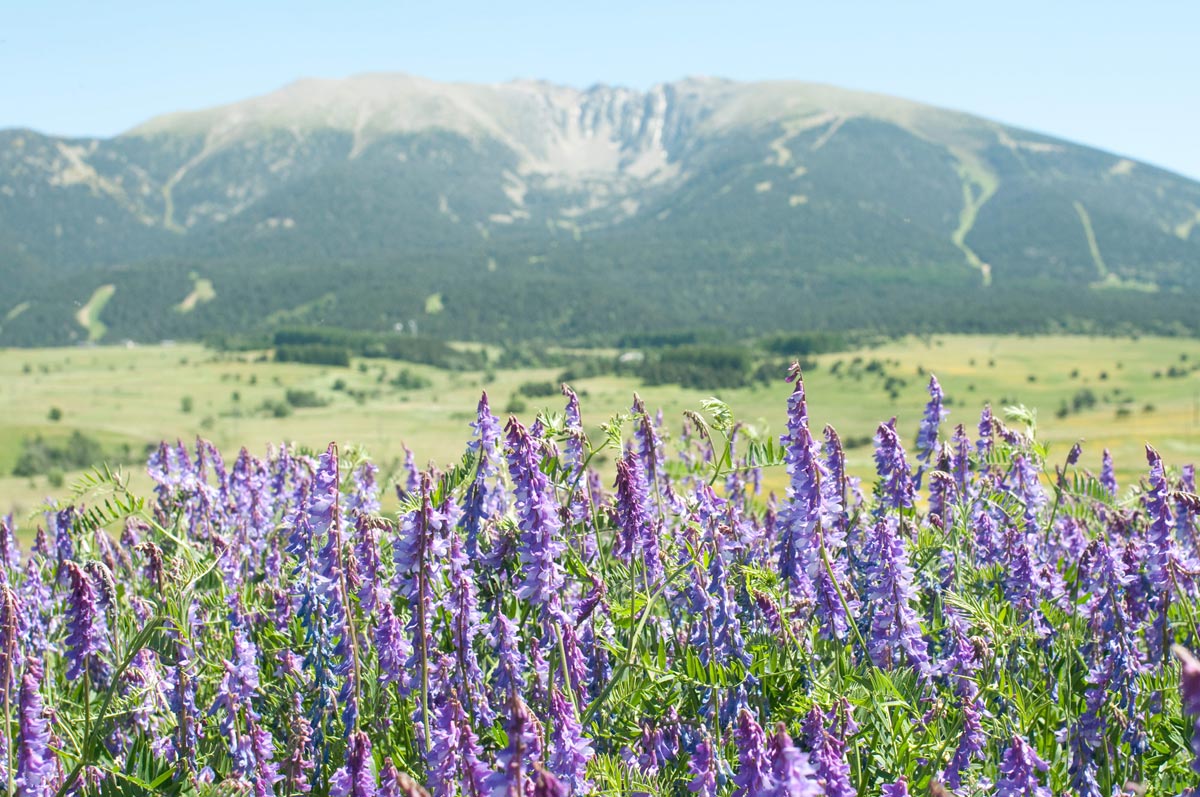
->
xmin=5 ymin=0 xmax=1199 ymax=179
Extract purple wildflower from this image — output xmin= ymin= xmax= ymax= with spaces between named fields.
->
xmin=614 ymin=450 xmax=662 ymax=584
xmin=939 ymin=614 xmax=986 ymax=788
xmin=444 ymin=534 xmax=492 ymax=725
xmin=775 ymin=369 xmax=856 ymax=638
xmin=168 ymin=639 xmax=199 ymax=774
xmin=1175 ymin=646 xmax=1200 ymax=772
xmin=210 ymin=625 xmax=262 ymax=741
xmin=1004 ymin=454 xmax=1047 ymax=533
xmin=375 ymin=601 xmax=412 ymax=691
xmin=489 ymin=609 xmax=527 ymax=700
xmin=914 ymin=375 xmax=946 ymax=487
xmin=0 ymin=583 xmax=21 ymax=697
xmin=0 ymin=514 xmax=18 ymax=571
xmin=575 ymin=575 xmax=607 ymax=626
xmin=330 ymin=730 xmax=377 ymax=797
xmin=863 ymin=521 xmax=930 ymax=674
xmin=248 ymin=720 xmax=281 ymax=797
xmin=281 ymin=694 xmax=315 ymax=794
xmin=380 ymin=762 xmax=432 ymax=797
xmin=120 ymin=649 xmax=167 ymax=741
xmin=486 ymin=694 xmax=542 ymax=797
xmin=690 ymin=541 xmax=751 ymax=671
xmin=1175 ymin=466 xmax=1199 ymax=562
xmin=635 ymin=713 xmax=679 ymax=775
xmin=776 ymin=367 xmax=818 ymax=600
xmin=426 ymin=693 xmax=489 ymax=797
xmin=753 ymin=590 xmax=785 ymax=640
xmin=18 ymin=557 xmax=51 ymax=664
xmin=505 ymin=418 xmax=566 ymax=622
xmin=945 ymin=697 xmax=985 ymax=790
xmin=977 ymin=405 xmax=994 ymax=455
xmin=17 ymin=659 xmax=55 ymax=797
xmin=1145 ymin=445 xmax=1180 ymax=661
xmin=766 ymin=724 xmax=819 ymax=797
xmin=631 ymin=393 xmax=668 ymax=504
xmin=393 ymin=472 xmax=451 ymax=701
xmin=348 ymin=460 xmax=381 ymax=516
xmin=823 ymin=426 xmax=848 ymax=525
xmin=561 ymin=385 xmax=586 ymax=475
xmin=547 ymin=688 xmax=593 ymax=793
xmin=401 ymin=444 xmax=420 ymax=498
xmin=687 ymin=733 xmax=719 ymax=797
xmin=378 ymin=759 xmax=402 ymax=797
xmin=1001 ymin=524 xmax=1050 ymax=639
xmin=874 ymin=419 xmax=914 ymax=512
xmin=1066 ymin=441 xmax=1083 ymax=467
xmin=63 ymin=561 xmax=108 ymax=681
xmin=802 ymin=706 xmax=855 ymax=797
xmin=928 ymin=467 xmax=957 ymax=523
xmin=732 ymin=709 xmax=770 ymax=797
xmin=560 ymin=385 xmax=592 ymax=530
xmin=1100 ymin=449 xmax=1118 ymax=497
xmin=995 ymin=737 xmax=1051 ymax=797
xmin=353 ymin=515 xmax=387 ymax=615
xmin=579 ymin=618 xmax=611 ymax=702
xmin=462 ymin=392 xmax=507 ymax=560
xmin=51 ymin=506 xmax=76 ymax=581
xmin=532 ymin=766 xmax=569 ymax=797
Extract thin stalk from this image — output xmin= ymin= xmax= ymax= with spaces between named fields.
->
xmin=553 ymin=621 xmax=580 ymax=714
xmin=2 ymin=587 xmax=15 ymax=797
xmin=819 ymin=532 xmax=869 ymax=657
xmin=3 ymin=674 xmax=10 ymax=797
xmin=707 ymin=434 xmax=733 ymax=488
xmin=331 ymin=445 xmax=364 ymax=730
xmin=580 ymin=558 xmax=690 ymax=727
xmin=1173 ymin=569 xmax=1200 ymax=648
xmin=56 ymin=615 xmax=166 ymax=797
xmin=1043 ymin=448 xmax=1078 ymax=548
xmin=565 ymin=444 xmax=612 ymax=585
xmin=82 ymin=660 xmax=91 ymax=754
xmin=416 ymin=482 xmax=432 ymax=755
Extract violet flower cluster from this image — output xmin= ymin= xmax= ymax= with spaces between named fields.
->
xmin=0 ymin=367 xmax=1196 ymax=795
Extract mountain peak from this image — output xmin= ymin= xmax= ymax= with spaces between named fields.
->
xmin=3 ymin=72 xmax=1198 ymax=348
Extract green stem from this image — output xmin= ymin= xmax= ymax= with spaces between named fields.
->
xmin=707 ymin=434 xmax=733 ymax=488
xmin=553 ymin=622 xmax=580 ymax=714
xmin=819 ymin=529 xmax=868 ymax=655
xmin=82 ymin=661 xmax=91 ymax=753
xmin=416 ymin=485 xmax=432 ymax=756
xmin=56 ymin=616 xmax=166 ymax=797
xmin=331 ymin=446 xmax=365 ymax=731
xmin=580 ymin=558 xmax=690 ymax=728
xmin=3 ymin=596 xmax=14 ymax=797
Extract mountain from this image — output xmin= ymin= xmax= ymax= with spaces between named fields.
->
xmin=2 ymin=73 xmax=1198 ymax=346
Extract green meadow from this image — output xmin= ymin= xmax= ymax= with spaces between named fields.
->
xmin=1 ymin=334 xmax=1198 ymax=519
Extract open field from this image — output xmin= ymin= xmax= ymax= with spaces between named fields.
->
xmin=1 ymin=334 xmax=1198 ymax=519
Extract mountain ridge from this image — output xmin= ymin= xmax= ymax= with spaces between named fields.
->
xmin=1 ymin=73 xmax=1197 ymax=346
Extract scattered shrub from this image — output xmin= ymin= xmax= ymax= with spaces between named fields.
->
xmin=390 ymin=369 xmax=432 ymax=391
xmin=285 ymin=389 xmax=329 ymax=409
xmin=517 ymin=381 xmax=558 ymax=398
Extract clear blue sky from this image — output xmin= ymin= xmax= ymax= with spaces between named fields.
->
xmin=4 ymin=0 xmax=1198 ymax=178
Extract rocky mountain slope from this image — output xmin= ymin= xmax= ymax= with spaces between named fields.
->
xmin=2 ymin=73 xmax=1198 ymax=345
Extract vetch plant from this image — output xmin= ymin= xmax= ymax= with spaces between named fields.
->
xmin=0 ymin=368 xmax=1196 ymax=795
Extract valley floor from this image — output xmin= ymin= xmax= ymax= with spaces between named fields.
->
xmin=1 ymin=334 xmax=1198 ymax=521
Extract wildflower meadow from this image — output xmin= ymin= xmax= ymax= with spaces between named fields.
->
xmin=3 ymin=366 xmax=1200 ymax=796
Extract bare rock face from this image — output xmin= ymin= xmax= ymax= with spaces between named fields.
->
xmin=114 ymin=76 xmax=740 ymax=231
